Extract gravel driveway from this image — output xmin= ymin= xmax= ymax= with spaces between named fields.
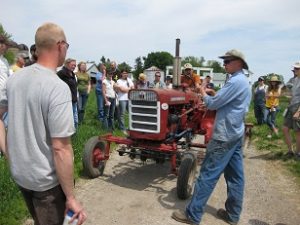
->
xmin=74 ymin=139 xmax=300 ymax=225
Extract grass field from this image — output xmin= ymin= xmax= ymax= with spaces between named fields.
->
xmin=0 ymin=91 xmax=299 ymax=225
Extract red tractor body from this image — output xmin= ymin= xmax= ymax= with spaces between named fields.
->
xmin=83 ymin=87 xmax=216 ymax=199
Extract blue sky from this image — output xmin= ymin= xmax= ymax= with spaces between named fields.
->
xmin=1 ymin=0 xmax=299 ymax=83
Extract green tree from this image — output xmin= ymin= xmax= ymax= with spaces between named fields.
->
xmin=117 ymin=62 xmax=132 ymax=73
xmin=143 ymin=51 xmax=174 ymax=71
xmin=0 ymin=23 xmax=15 ymax=64
xmin=133 ymin=56 xmax=144 ymax=80
xmin=206 ymin=60 xmax=226 ymax=73
xmin=182 ymin=56 xmax=205 ymax=67
xmin=100 ymin=56 xmax=106 ymax=64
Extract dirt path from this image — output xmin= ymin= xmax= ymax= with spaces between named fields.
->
xmin=74 ymin=140 xmax=300 ymax=225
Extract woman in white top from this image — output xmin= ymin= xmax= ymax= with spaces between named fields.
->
xmin=116 ymin=70 xmax=134 ymax=133
xmin=102 ymin=71 xmax=117 ymax=131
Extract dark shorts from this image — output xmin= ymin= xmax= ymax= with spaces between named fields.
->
xmin=283 ymin=103 xmax=300 ymax=131
xmin=19 ymin=185 xmax=66 ymax=225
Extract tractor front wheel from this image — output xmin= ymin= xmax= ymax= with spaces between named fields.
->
xmin=176 ymin=153 xmax=197 ymax=200
xmin=83 ymin=136 xmax=107 ymax=178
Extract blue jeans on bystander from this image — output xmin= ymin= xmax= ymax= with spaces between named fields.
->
xmin=103 ymin=97 xmax=116 ymax=131
xmin=95 ymin=90 xmax=104 ymax=121
xmin=72 ymin=102 xmax=78 ymax=129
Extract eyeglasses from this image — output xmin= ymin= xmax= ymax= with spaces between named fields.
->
xmin=223 ymin=58 xmax=238 ymax=65
xmin=58 ymin=40 xmax=69 ymax=49
xmin=294 ymin=68 xmax=300 ymax=71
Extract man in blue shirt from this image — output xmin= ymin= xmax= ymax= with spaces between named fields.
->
xmin=172 ymin=49 xmax=251 ymax=225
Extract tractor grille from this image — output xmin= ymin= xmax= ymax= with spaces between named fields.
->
xmin=129 ymin=90 xmax=160 ymax=133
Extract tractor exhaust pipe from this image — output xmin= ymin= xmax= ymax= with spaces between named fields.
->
xmin=173 ymin=38 xmax=181 ymax=88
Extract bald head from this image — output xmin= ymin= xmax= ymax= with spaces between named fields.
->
xmin=34 ymin=22 xmax=68 ymax=68
xmin=35 ymin=22 xmax=66 ymax=52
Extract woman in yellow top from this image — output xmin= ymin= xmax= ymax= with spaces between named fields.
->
xmin=265 ymin=75 xmax=282 ymax=137
xmin=76 ymin=61 xmax=91 ymax=123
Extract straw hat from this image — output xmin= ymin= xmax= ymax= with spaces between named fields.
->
xmin=269 ymin=75 xmax=281 ymax=83
xmin=183 ymin=63 xmax=193 ymax=70
xmin=139 ymin=73 xmax=146 ymax=81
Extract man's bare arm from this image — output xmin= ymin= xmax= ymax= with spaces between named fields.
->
xmin=52 ymin=137 xmax=86 ymax=224
xmin=0 ymin=107 xmax=7 ymax=156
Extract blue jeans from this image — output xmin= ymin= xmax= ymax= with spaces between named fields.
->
xmin=254 ymin=103 xmax=265 ymax=125
xmin=103 ymin=98 xmax=116 ymax=131
xmin=95 ymin=90 xmax=104 ymax=121
xmin=78 ymin=92 xmax=89 ymax=111
xmin=264 ymin=107 xmax=278 ymax=130
xmin=2 ymin=112 xmax=8 ymax=128
xmin=118 ymin=100 xmax=128 ymax=131
xmin=186 ymin=137 xmax=244 ymax=224
xmin=78 ymin=92 xmax=89 ymax=123
xmin=72 ymin=102 xmax=78 ymax=129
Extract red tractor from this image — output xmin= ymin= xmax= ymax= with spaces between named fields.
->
xmin=82 ymin=40 xmax=216 ymax=199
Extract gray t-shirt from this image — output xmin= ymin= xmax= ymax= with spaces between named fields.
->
xmin=1 ymin=63 xmax=75 ymax=191
xmin=290 ymin=77 xmax=300 ymax=106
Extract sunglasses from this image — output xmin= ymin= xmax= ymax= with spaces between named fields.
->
xmin=223 ymin=58 xmax=238 ymax=65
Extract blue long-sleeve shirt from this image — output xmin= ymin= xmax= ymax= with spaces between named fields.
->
xmin=203 ymin=70 xmax=251 ymax=142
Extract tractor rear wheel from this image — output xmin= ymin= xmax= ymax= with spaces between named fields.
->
xmin=83 ymin=136 xmax=107 ymax=178
xmin=176 ymin=153 xmax=197 ymax=200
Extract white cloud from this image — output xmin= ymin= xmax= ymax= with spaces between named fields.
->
xmin=1 ymin=0 xmax=300 ymax=82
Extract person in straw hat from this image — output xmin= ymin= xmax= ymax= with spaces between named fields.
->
xmin=181 ymin=62 xmax=201 ymax=91
xmin=265 ymin=74 xmax=282 ymax=138
xmin=172 ymin=49 xmax=251 ymax=225
xmin=135 ymin=73 xmax=149 ymax=89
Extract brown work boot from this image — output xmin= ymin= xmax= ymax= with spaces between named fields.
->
xmin=171 ymin=210 xmax=197 ymax=224
xmin=216 ymin=208 xmax=238 ymax=225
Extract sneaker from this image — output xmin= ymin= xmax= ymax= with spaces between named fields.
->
xmin=122 ymin=130 xmax=128 ymax=136
xmin=216 ymin=208 xmax=238 ymax=225
xmin=295 ymin=152 xmax=300 ymax=161
xmin=171 ymin=210 xmax=197 ymax=225
xmin=285 ymin=151 xmax=294 ymax=157
xmin=267 ymin=134 xmax=272 ymax=139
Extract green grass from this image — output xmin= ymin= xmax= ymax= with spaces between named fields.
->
xmin=0 ymin=159 xmax=29 ymax=225
xmin=1 ymin=90 xmax=300 ymax=225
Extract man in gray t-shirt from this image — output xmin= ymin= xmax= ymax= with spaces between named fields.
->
xmin=283 ymin=62 xmax=300 ymax=159
xmin=0 ymin=23 xmax=86 ymax=225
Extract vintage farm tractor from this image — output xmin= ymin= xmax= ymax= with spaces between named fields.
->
xmin=82 ymin=39 xmax=216 ymax=199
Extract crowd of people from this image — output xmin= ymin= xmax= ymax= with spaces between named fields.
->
xmin=0 ymin=22 xmax=299 ymax=225
xmin=253 ymin=62 xmax=300 ymax=160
